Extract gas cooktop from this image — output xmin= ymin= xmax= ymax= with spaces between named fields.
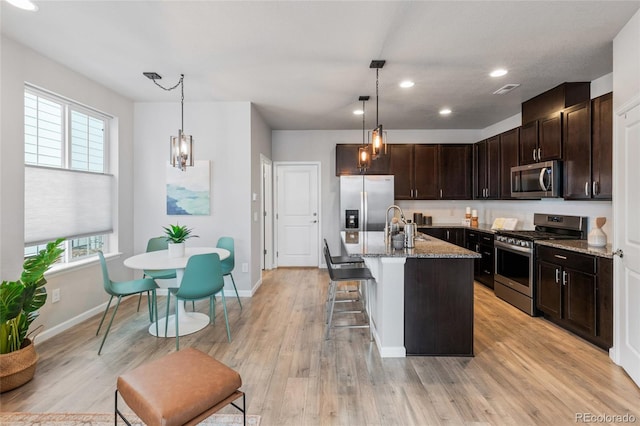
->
xmin=495 ymin=213 xmax=588 ymax=245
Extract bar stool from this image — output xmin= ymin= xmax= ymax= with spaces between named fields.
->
xmin=323 ymin=238 xmax=364 ymax=307
xmin=323 ymin=247 xmax=374 ymax=340
xmin=323 ymin=238 xmax=364 ymax=267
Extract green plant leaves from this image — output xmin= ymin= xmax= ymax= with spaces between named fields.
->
xmin=162 ymin=224 xmax=199 ymax=244
xmin=0 ymin=238 xmax=64 ymax=354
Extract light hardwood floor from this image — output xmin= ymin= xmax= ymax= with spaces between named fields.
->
xmin=1 ymin=267 xmax=639 ymax=425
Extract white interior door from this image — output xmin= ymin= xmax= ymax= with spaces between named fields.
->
xmin=613 ymin=97 xmax=640 ymax=386
xmin=275 ymin=163 xmax=319 ymax=267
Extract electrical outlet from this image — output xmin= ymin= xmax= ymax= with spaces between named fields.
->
xmin=52 ymin=288 xmax=61 ymax=303
xmin=242 ymin=263 xmax=249 ymax=273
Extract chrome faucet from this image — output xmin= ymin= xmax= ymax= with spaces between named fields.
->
xmin=385 ymin=204 xmax=406 ymax=246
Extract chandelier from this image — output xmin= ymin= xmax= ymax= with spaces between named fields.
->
xmin=369 ymin=60 xmax=387 ymax=159
xmin=144 ymin=72 xmax=194 ymax=171
xmin=357 ymin=96 xmax=371 ymax=172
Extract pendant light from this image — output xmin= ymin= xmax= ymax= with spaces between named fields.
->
xmin=369 ymin=60 xmax=387 ymax=159
xmin=144 ymin=72 xmax=194 ymax=171
xmin=357 ymin=96 xmax=371 ymax=172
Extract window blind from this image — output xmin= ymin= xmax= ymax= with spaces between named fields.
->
xmin=24 ymin=165 xmax=113 ymax=246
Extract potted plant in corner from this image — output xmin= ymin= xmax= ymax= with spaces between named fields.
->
xmin=163 ymin=224 xmax=198 ymax=258
xmin=0 ymin=238 xmax=64 ymax=393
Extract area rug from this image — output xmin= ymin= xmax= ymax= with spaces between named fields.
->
xmin=0 ymin=412 xmax=260 ymax=426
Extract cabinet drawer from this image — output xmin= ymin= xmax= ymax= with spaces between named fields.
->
xmin=537 ymin=246 xmax=595 ymax=273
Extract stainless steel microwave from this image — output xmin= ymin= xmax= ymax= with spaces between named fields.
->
xmin=511 ymin=160 xmax=562 ymax=198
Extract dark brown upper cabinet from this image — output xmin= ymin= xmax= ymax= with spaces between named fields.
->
xmin=438 ymin=144 xmax=472 ymax=200
xmin=389 ymin=143 xmax=471 ymax=200
xmin=474 ymin=136 xmax=500 ymax=199
xmin=563 ymin=93 xmax=613 ymax=200
xmin=499 ymin=127 xmax=520 ymax=199
xmin=520 ymin=82 xmax=590 ymax=165
xmin=390 ymin=144 xmax=439 ymax=200
xmin=335 ymin=144 xmax=390 ymax=176
xmin=563 ymin=101 xmax=592 ymax=199
xmin=520 ymin=112 xmax=563 ymax=165
xmin=591 ymin=92 xmax=613 ymax=199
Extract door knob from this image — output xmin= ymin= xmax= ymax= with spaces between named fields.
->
xmin=613 ymin=249 xmax=624 ymax=258
xmin=311 ymin=220 xmax=317 ymax=223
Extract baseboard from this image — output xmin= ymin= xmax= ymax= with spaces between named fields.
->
xmin=37 ymin=277 xmax=263 ymax=344
xmin=37 ymin=302 xmax=109 ymax=344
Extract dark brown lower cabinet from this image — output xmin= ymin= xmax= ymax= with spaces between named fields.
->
xmin=404 ymin=258 xmax=474 ymax=356
xmin=536 ymin=245 xmax=612 ymax=349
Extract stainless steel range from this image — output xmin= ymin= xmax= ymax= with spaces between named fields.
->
xmin=494 ymin=213 xmax=587 ymax=315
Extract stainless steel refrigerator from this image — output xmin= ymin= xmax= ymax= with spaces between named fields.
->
xmin=340 ymin=175 xmax=394 ymax=231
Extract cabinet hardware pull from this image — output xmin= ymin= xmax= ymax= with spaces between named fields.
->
xmin=484 ymin=270 xmax=491 ymax=274
xmin=533 ymin=148 xmax=537 ymax=161
xmin=440 ymin=189 xmax=443 ymax=198
xmin=538 ymin=148 xmax=541 ymax=161
xmin=555 ymin=269 xmax=560 ymax=283
xmin=476 ymin=244 xmax=480 ymax=252
xmin=562 ymin=271 xmax=568 ymax=286
xmin=585 ymin=181 xmax=589 ymax=196
xmin=415 ymin=189 xmax=418 ymax=198
xmin=593 ymin=181 xmax=598 ymax=196
xmin=554 ymin=254 xmax=567 ymax=260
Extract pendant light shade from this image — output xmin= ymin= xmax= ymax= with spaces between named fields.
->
xmin=368 ymin=60 xmax=387 ymax=159
xmin=170 ymin=129 xmax=194 ymax=170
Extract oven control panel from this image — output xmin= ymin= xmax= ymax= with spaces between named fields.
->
xmin=495 ymin=235 xmax=533 ymax=248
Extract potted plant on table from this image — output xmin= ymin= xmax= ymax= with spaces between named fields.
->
xmin=163 ymin=224 xmax=198 ymax=258
xmin=0 ymin=238 xmax=64 ymax=392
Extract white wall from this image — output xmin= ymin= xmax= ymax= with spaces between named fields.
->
xmin=613 ymin=9 xmax=640 ymax=111
xmin=250 ymin=105 xmax=272 ymax=288
xmin=0 ymin=36 xmax=135 ymax=338
xmin=133 ymin=101 xmax=260 ymax=296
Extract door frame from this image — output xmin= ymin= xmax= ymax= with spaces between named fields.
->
xmin=260 ymin=154 xmax=274 ymax=270
xmin=611 ymin=93 xmax=640 ymax=387
xmin=273 ymin=161 xmax=322 ymax=268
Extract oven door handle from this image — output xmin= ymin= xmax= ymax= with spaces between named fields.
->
xmin=495 ymin=240 xmax=532 ymax=255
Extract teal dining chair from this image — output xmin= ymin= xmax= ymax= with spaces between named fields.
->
xmin=165 ymin=253 xmax=231 ymax=350
xmin=216 ymin=237 xmax=242 ymax=310
xmin=96 ymin=251 xmax=158 ymax=355
xmin=137 ymin=237 xmax=178 ymax=311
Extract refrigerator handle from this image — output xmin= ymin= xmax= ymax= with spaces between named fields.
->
xmin=362 ymin=191 xmax=367 ymax=232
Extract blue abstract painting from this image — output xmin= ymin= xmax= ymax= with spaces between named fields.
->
xmin=166 ymin=160 xmax=210 ymax=215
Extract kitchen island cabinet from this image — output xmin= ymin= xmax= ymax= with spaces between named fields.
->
xmin=341 ymin=231 xmax=479 ymax=357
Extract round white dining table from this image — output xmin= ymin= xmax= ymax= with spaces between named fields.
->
xmin=123 ymin=247 xmax=230 ymax=338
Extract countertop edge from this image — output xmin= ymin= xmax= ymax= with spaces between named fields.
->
xmin=535 ymin=240 xmax=613 ymax=259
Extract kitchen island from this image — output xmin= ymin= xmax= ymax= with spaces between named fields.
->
xmin=341 ymin=231 xmax=480 ymax=358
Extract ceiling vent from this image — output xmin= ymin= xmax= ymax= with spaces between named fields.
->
xmin=493 ymin=84 xmax=520 ymax=95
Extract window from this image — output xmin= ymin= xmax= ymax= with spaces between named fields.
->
xmin=24 ymin=86 xmax=113 ymax=262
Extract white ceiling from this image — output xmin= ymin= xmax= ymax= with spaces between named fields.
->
xmin=2 ymin=1 xmax=639 ymax=130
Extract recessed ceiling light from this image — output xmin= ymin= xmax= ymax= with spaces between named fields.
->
xmin=399 ymin=80 xmax=415 ymax=88
xmin=439 ymin=108 xmax=452 ymax=116
xmin=353 ymin=109 xmax=364 ymax=116
xmin=6 ymin=0 xmax=38 ymax=11
xmin=490 ymin=69 xmax=508 ymax=78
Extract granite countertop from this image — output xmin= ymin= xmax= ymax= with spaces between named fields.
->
xmin=341 ymin=231 xmax=481 ymax=259
xmin=535 ymin=239 xmax=613 ymax=259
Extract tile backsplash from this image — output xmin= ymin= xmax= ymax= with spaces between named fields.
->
xmin=397 ymin=199 xmax=613 ymax=238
